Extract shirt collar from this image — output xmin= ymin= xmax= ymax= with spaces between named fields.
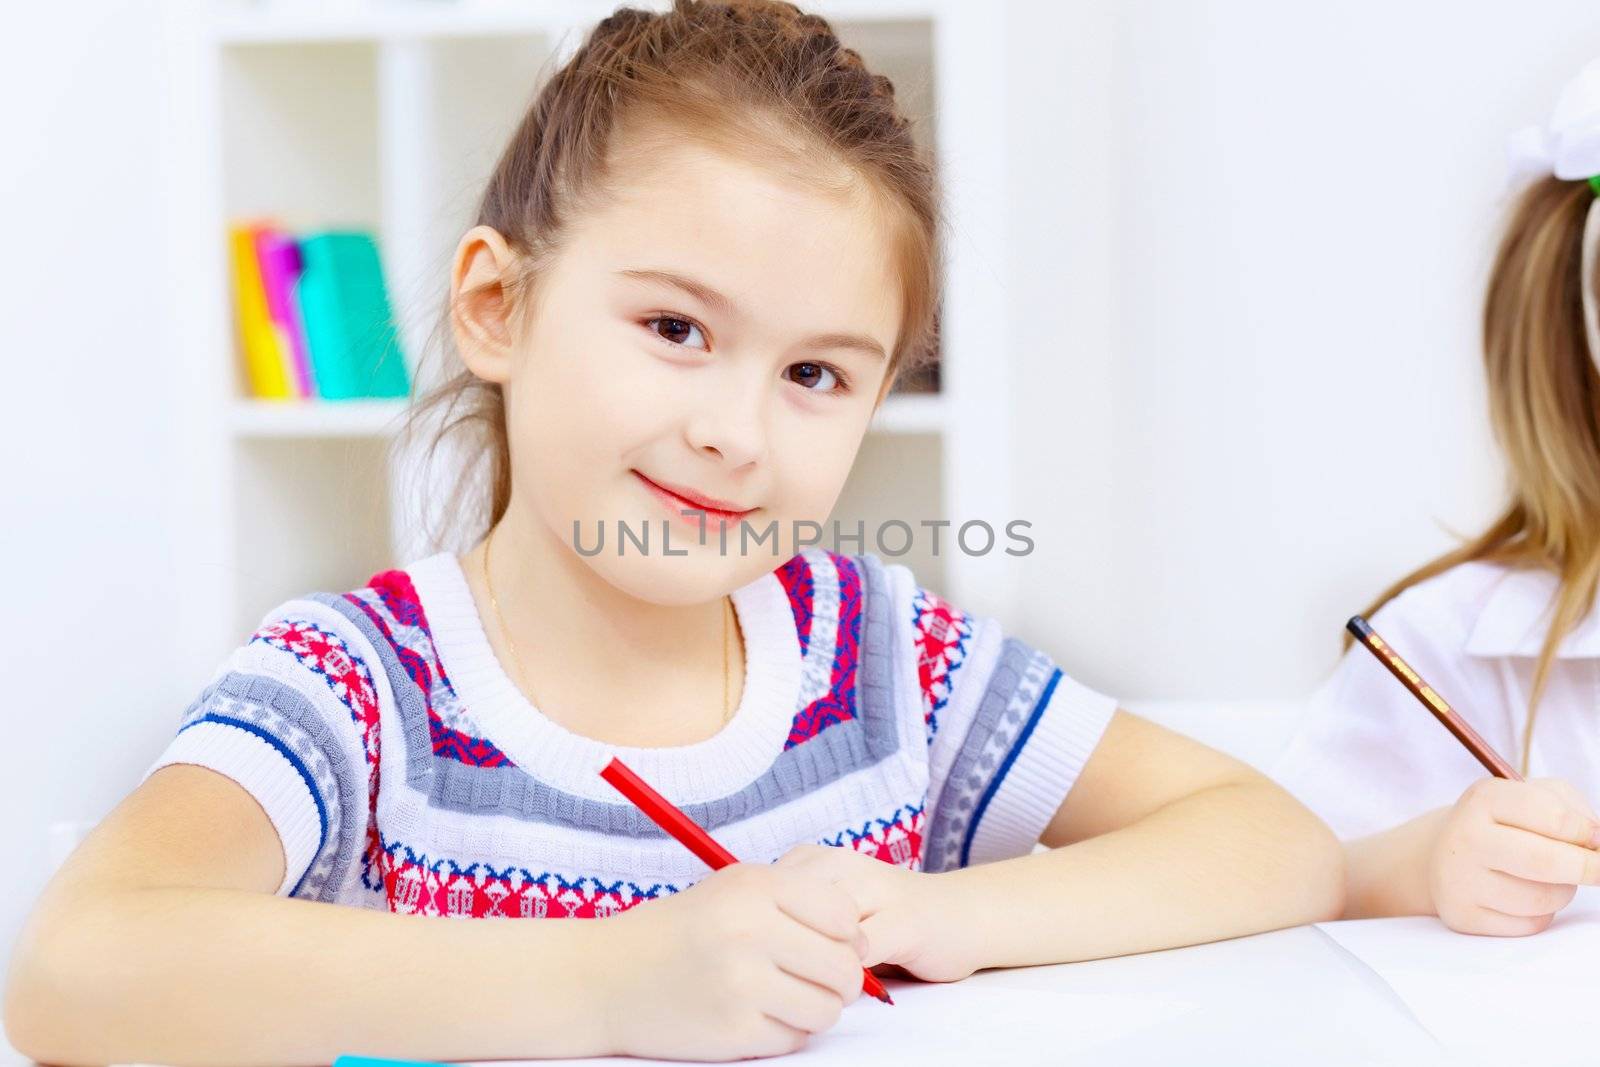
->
xmin=1463 ymin=565 xmax=1600 ymax=659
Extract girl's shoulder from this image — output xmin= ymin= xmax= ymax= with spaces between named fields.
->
xmin=226 ymin=555 xmax=450 ymax=714
xmin=1382 ymin=556 xmax=1516 ymax=614
xmin=1379 ymin=559 xmax=1516 ymax=623
xmin=1374 ymin=559 xmax=1581 ymax=660
xmin=149 ymin=560 xmax=441 ymax=902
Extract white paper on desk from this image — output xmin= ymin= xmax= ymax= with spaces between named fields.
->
xmin=465 ymin=984 xmax=1201 ymax=1067
xmin=1318 ymin=889 xmax=1600 ymax=1066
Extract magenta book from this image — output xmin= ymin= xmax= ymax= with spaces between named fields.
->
xmin=254 ymin=227 xmax=316 ymax=398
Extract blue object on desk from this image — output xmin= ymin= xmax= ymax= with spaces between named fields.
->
xmin=333 ymin=1057 xmax=449 ymax=1067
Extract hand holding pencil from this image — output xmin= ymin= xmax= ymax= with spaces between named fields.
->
xmin=595 ymin=756 xmax=888 ymax=1060
xmin=1349 ymin=616 xmax=1600 ymax=935
xmin=1421 ymin=774 xmax=1600 ymax=935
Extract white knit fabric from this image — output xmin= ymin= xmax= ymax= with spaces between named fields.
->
xmin=143 ymin=549 xmax=1121 ymax=912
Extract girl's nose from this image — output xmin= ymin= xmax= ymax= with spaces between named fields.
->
xmin=683 ymin=375 xmax=769 ymax=470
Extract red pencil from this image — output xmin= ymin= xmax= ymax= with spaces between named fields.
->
xmin=599 ymin=755 xmax=894 ymax=1005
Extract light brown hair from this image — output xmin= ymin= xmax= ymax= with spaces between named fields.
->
xmin=1355 ymin=177 xmax=1600 ymax=774
xmin=396 ymin=0 xmax=940 ymax=552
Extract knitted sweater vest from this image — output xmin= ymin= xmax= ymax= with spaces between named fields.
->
xmin=146 ymin=549 xmax=1117 ymax=918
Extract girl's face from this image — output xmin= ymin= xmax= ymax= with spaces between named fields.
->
xmin=465 ymin=135 xmax=903 ymax=605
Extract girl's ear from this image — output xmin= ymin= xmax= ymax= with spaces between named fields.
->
xmin=450 ymin=225 xmax=522 ymax=384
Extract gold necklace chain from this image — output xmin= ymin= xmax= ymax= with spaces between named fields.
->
xmin=482 ymin=524 xmax=733 ymax=725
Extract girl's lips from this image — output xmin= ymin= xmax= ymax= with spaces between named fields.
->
xmin=633 ymin=471 xmax=756 ymax=532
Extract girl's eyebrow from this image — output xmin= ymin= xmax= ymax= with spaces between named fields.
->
xmin=616 ymin=267 xmax=887 ymax=362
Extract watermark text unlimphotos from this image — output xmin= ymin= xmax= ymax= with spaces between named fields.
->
xmin=572 ymin=511 xmax=1035 ymax=558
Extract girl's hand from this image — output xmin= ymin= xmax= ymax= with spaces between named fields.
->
xmin=775 ymin=844 xmax=979 ymax=983
xmin=1427 ymin=777 xmax=1600 ymax=936
xmin=597 ymin=861 xmax=869 ymax=1061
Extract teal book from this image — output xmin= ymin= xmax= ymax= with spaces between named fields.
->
xmin=297 ymin=231 xmax=411 ymax=400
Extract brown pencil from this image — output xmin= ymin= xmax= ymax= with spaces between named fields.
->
xmin=1346 ymin=615 xmax=1523 ymax=781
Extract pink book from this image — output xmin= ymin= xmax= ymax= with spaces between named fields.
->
xmin=255 ymin=228 xmax=316 ymax=398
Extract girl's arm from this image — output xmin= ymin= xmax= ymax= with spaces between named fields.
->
xmin=1342 ymin=805 xmax=1448 ymax=919
xmin=940 ymin=710 xmax=1345 ymax=969
xmin=3 ymin=764 xmax=613 ymax=1066
xmin=780 ymin=710 xmax=1345 ymax=976
xmin=6 ymin=763 xmax=874 ymax=1065
xmin=1266 ymin=593 xmax=1600 ymax=933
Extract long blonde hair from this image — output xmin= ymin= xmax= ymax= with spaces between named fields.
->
xmin=1356 ymin=176 xmax=1600 ymax=774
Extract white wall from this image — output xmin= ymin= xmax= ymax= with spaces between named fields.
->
xmin=1011 ymin=0 xmax=1600 ymax=708
xmin=0 ymin=0 xmax=188 ymax=1051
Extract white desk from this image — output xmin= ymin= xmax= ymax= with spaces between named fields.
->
xmin=499 ymin=895 xmax=1600 ymax=1067
xmin=47 ymin=898 xmax=1599 ymax=1066
xmin=1318 ymin=889 xmax=1600 ymax=1066
xmin=499 ymin=925 xmax=1446 ymax=1067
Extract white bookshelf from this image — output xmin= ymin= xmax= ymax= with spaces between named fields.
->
xmin=230 ymin=398 xmax=412 ymax=438
xmin=160 ymin=0 xmax=1013 ymax=678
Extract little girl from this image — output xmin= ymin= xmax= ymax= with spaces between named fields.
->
xmin=5 ymin=2 xmax=1341 ymax=1063
xmin=1274 ymin=60 xmax=1600 ymax=937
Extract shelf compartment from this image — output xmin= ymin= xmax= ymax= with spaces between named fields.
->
xmin=231 ymin=435 xmax=398 ymax=638
xmin=231 ymin=397 xmax=411 ymax=438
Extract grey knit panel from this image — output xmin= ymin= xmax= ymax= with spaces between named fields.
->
xmin=920 ymin=639 xmax=1056 ymax=873
xmin=179 ymin=669 xmax=363 ymax=902
xmin=312 ymin=552 xmax=902 ymax=838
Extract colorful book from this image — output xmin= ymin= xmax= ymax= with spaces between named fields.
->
xmin=254 ymin=228 xmax=316 ymax=398
xmin=297 ymin=231 xmax=411 ymax=400
xmin=228 ymin=222 xmax=294 ymax=399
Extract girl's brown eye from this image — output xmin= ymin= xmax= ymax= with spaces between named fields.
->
xmin=788 ymin=361 xmax=840 ymax=392
xmin=649 ymin=316 xmax=706 ymax=349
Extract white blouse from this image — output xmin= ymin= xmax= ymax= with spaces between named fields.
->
xmin=1274 ymin=560 xmax=1600 ymax=840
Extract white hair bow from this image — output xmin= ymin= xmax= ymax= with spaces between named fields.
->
xmin=1506 ymin=58 xmax=1600 ymax=369
xmin=1506 ymin=59 xmax=1600 ymax=183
